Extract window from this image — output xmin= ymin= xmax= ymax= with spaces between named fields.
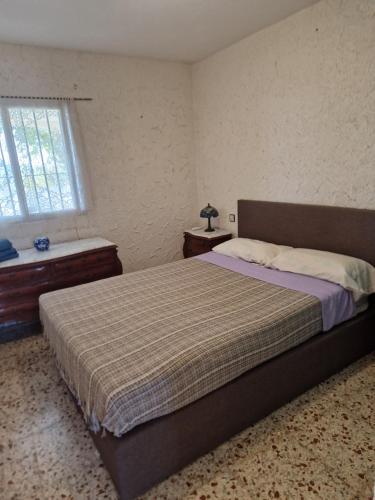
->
xmin=0 ymin=100 xmax=86 ymax=220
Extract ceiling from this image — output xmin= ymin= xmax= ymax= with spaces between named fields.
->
xmin=0 ymin=0 xmax=319 ymax=63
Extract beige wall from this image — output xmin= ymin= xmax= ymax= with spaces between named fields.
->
xmin=0 ymin=43 xmax=195 ymax=271
xmin=192 ymin=0 xmax=375 ymax=232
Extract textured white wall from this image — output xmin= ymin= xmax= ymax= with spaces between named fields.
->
xmin=0 ymin=43 xmax=195 ymax=270
xmin=192 ymin=0 xmax=375 ymax=232
xmin=2 ymin=0 xmax=374 ymax=268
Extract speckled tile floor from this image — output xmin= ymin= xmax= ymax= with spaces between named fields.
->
xmin=0 ymin=336 xmax=374 ymax=500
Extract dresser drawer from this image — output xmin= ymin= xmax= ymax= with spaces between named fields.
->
xmin=52 ymin=249 xmax=115 ymax=275
xmin=0 ymin=282 xmax=51 ymax=304
xmin=52 ymin=263 xmax=119 ymax=290
xmin=0 ymin=265 xmax=50 ymax=289
xmin=0 ymin=300 xmax=40 ymax=323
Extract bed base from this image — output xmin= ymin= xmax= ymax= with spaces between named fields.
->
xmin=88 ymin=199 xmax=375 ymax=498
xmin=90 ymin=307 xmax=375 ymax=500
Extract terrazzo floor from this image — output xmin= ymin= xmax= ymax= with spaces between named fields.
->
xmin=0 ymin=335 xmax=374 ymax=500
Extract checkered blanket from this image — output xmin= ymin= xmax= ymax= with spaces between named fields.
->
xmin=40 ymin=257 xmax=322 ymax=436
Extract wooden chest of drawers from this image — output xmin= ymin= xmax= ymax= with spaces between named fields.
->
xmin=0 ymin=238 xmax=123 ymax=342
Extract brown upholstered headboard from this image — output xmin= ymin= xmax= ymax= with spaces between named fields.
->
xmin=238 ymin=200 xmax=375 ymax=266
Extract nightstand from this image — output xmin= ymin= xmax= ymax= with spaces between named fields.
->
xmin=183 ymin=229 xmax=232 ymax=258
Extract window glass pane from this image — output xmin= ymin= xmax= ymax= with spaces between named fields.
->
xmin=46 ymin=174 xmax=63 ymax=211
xmin=58 ymin=173 xmax=75 ymax=209
xmin=0 ymin=116 xmax=21 ymax=217
xmin=22 ymin=175 xmax=39 ymax=214
xmin=8 ymin=106 xmax=77 ymax=215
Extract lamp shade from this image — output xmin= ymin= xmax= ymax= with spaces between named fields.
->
xmin=200 ymin=203 xmax=219 ymax=219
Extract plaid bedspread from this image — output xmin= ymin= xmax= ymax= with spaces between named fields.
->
xmin=40 ymin=257 xmax=322 ymax=437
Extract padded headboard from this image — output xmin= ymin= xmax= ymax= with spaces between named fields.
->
xmin=238 ymin=200 xmax=375 ymax=267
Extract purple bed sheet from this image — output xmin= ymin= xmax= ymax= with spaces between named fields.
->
xmin=196 ymin=252 xmax=355 ymax=331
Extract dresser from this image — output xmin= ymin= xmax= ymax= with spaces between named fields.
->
xmin=183 ymin=229 xmax=232 ymax=258
xmin=0 ymin=237 xmax=123 ymax=342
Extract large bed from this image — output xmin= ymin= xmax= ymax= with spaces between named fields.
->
xmin=40 ymin=200 xmax=375 ymax=500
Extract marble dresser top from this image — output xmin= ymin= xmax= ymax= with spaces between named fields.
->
xmin=0 ymin=237 xmax=116 ymax=269
xmin=184 ymin=228 xmax=232 ymax=239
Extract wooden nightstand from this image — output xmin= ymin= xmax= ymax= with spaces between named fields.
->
xmin=183 ymin=229 xmax=232 ymax=258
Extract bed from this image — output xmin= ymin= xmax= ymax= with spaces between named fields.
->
xmin=40 ymin=200 xmax=375 ymax=500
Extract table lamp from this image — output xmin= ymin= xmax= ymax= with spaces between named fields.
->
xmin=200 ymin=203 xmax=219 ymax=232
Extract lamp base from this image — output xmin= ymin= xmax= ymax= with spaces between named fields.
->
xmin=205 ymin=217 xmax=215 ymax=232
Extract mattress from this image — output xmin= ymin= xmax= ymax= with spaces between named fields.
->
xmin=40 ymin=256 xmax=351 ymax=437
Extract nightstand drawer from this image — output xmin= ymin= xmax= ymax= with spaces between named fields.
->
xmin=187 ymin=248 xmax=207 ymax=258
xmin=189 ymin=238 xmax=210 ymax=253
xmin=183 ymin=230 xmax=232 ymax=258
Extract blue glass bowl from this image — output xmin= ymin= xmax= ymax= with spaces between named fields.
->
xmin=33 ymin=236 xmax=50 ymax=252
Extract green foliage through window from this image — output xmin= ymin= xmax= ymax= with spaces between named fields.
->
xmin=0 ymin=101 xmax=81 ymax=219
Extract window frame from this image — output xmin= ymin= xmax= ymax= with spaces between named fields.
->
xmin=0 ymin=98 xmax=85 ymax=223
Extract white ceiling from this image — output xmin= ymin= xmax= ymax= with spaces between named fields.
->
xmin=0 ymin=0 xmax=319 ymax=63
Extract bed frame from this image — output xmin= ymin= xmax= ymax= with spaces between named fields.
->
xmin=89 ymin=200 xmax=375 ymax=500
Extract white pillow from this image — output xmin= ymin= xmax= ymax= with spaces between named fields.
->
xmin=270 ymin=248 xmax=375 ymax=301
xmin=212 ymin=237 xmax=291 ymax=266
